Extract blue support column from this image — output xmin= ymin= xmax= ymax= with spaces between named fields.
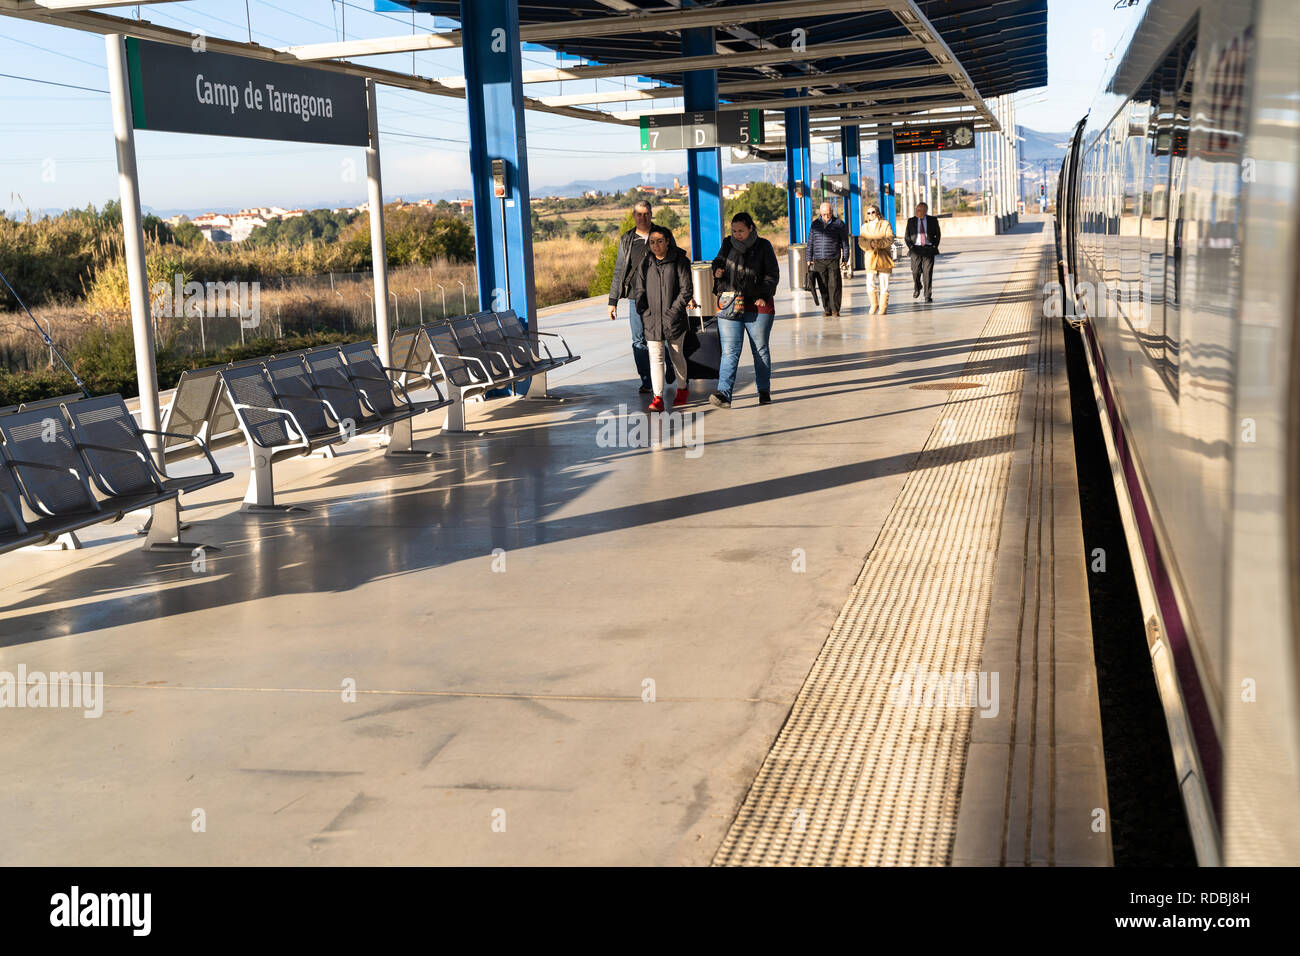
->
xmin=841 ymin=125 xmax=863 ymax=269
xmin=878 ymin=136 xmax=896 ymax=227
xmin=682 ymin=18 xmax=722 ymax=263
xmin=783 ymin=90 xmax=809 ymax=244
xmin=461 ymin=0 xmax=536 ymax=335
xmin=798 ymin=107 xmax=812 ymax=242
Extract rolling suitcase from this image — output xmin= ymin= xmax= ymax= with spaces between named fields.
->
xmin=685 ymin=316 xmax=721 ymax=380
xmin=685 ymin=290 xmax=736 ymax=380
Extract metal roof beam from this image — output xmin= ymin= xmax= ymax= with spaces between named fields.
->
xmin=12 ymin=0 xmax=182 ymax=10
xmin=808 ymin=97 xmax=972 ymax=118
xmin=537 ymin=63 xmax=955 ymax=107
xmin=610 ymin=83 xmax=965 ymax=118
xmin=284 ymin=0 xmax=891 ymax=60
xmin=810 ymin=110 xmax=983 ymax=130
xmin=885 ymin=0 xmax=998 ymax=130
xmin=435 ymin=36 xmax=924 ymax=87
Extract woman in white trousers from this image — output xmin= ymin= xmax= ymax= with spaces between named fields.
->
xmin=858 ymin=205 xmax=896 ymax=314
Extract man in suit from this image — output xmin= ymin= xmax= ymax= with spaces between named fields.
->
xmin=904 ymin=202 xmax=941 ymax=302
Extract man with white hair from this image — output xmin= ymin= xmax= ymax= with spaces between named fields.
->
xmin=808 ymin=201 xmax=850 ymax=316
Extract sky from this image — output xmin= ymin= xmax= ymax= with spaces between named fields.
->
xmin=0 ymin=1 xmax=1140 ymax=217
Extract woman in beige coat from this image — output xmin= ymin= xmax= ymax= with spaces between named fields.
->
xmin=857 ymin=204 xmax=895 ymax=314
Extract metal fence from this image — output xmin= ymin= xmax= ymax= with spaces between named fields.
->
xmin=2 ymin=268 xmax=482 ymax=372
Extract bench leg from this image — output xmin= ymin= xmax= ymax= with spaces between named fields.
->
xmin=142 ymin=497 xmax=223 ymax=552
xmin=240 ymin=450 xmax=309 ymax=515
xmin=384 ymin=415 xmax=437 ymax=458
xmin=524 ymin=369 xmax=565 ymax=401
xmin=443 ymin=387 xmax=467 ymax=433
xmin=134 ymin=511 xmax=190 ymax=536
xmin=22 ymin=531 xmax=81 ymax=551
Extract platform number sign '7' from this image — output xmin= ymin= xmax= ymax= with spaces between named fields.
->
xmin=640 ymin=109 xmax=763 ymax=151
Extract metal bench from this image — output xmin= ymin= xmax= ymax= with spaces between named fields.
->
xmin=471 ymin=311 xmax=568 ymax=379
xmin=159 ymin=358 xmax=266 ymax=464
xmin=219 ymin=360 xmax=352 ymax=512
xmin=0 ymin=449 xmax=59 ymax=554
xmin=334 ymin=341 xmax=450 ymax=453
xmin=62 ymin=394 xmax=233 ymax=550
xmin=0 ymin=405 xmax=179 ymax=552
xmin=496 ymin=309 xmax=579 ymax=371
xmin=448 ymin=315 xmax=535 ymax=388
xmin=217 ymin=342 xmax=451 ymax=511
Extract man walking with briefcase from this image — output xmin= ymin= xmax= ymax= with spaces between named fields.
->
xmin=808 ymin=202 xmax=850 ymax=317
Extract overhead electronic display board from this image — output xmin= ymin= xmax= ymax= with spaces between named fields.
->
xmin=892 ymin=122 xmax=975 ymax=154
xmin=640 ymin=109 xmax=763 ymax=151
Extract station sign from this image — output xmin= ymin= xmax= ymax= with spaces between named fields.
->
xmin=640 ymin=108 xmax=764 ymax=151
xmin=125 ymin=37 xmax=369 ymax=147
xmin=728 ymin=143 xmax=783 ymax=164
xmin=822 ymin=173 xmax=850 ymax=196
xmin=892 ymin=122 xmax=975 ymax=154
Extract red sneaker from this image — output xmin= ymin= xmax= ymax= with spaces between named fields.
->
xmin=648 ymin=396 xmax=665 ymax=412
xmin=673 ymin=387 xmax=690 ymax=407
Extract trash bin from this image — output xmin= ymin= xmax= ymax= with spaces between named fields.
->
xmin=689 ymin=261 xmax=714 ymax=321
xmin=787 ymin=243 xmax=808 ymax=291
xmin=686 ymin=262 xmax=720 ymax=380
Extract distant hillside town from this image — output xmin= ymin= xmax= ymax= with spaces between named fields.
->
xmin=160 ymin=179 xmax=758 ymax=245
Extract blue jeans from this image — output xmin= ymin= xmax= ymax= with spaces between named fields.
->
xmin=627 ymin=300 xmax=674 ymax=388
xmin=716 ymin=311 xmax=773 ymax=396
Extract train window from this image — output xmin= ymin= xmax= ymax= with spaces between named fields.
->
xmin=1115 ymin=18 xmax=1198 ymax=399
xmin=1162 ymin=39 xmax=1195 ymax=398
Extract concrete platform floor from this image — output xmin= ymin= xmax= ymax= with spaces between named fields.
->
xmin=0 ymin=218 xmax=1087 ymax=865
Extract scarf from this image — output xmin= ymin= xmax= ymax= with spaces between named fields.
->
xmin=862 ymin=216 xmax=893 ymax=250
xmin=725 ymin=228 xmax=758 ymax=271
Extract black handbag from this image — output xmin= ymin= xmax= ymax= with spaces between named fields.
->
xmin=803 ymin=263 xmax=824 ymax=305
xmin=685 ymin=315 xmax=721 ymax=379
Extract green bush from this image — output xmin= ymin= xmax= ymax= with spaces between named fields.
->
xmin=725 ymin=181 xmax=787 ymax=226
xmin=0 ymin=367 xmax=79 ymax=407
xmin=588 ymin=210 xmax=636 ymax=298
xmin=0 ymin=326 xmax=374 ymax=406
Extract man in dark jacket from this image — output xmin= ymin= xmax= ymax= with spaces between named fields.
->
xmin=808 ymin=202 xmax=850 ymax=316
xmin=607 ymin=198 xmax=674 ymax=392
xmin=904 ymin=202 xmax=941 ymax=302
xmin=631 ymin=225 xmax=692 ymax=411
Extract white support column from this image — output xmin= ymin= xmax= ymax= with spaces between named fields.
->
xmin=106 ymin=35 xmax=160 ymax=463
xmin=366 ymin=79 xmax=392 ymax=368
xmin=978 ymin=131 xmax=987 ymax=218
xmin=1010 ymin=98 xmax=1020 ymax=217
xmin=933 ymin=151 xmax=941 ymax=215
xmin=997 ymin=98 xmax=1008 ymax=222
xmin=108 ymin=33 xmax=198 ymax=549
xmin=1006 ymin=98 xmax=1016 ymax=220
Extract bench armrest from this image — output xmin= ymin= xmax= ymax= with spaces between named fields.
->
xmin=227 ymin=401 xmax=312 ymax=450
xmin=138 ymin=427 xmax=223 ymax=475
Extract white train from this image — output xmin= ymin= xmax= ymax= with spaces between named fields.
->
xmin=1054 ymin=0 xmax=1298 ymax=865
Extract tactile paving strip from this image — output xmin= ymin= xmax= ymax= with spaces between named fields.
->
xmin=714 ymin=238 xmax=1047 ymax=866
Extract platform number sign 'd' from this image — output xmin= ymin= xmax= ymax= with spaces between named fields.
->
xmin=892 ymin=122 xmax=976 ymax=154
xmin=640 ymin=109 xmax=763 ymax=151
xmin=124 ymin=36 xmax=369 ymax=146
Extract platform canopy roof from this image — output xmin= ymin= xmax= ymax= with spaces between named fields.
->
xmin=379 ymin=0 xmax=1048 ymax=137
xmin=0 ymin=0 xmax=1047 ymax=140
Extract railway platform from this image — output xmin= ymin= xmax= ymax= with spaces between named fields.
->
xmin=0 ymin=218 xmax=1109 ymax=866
